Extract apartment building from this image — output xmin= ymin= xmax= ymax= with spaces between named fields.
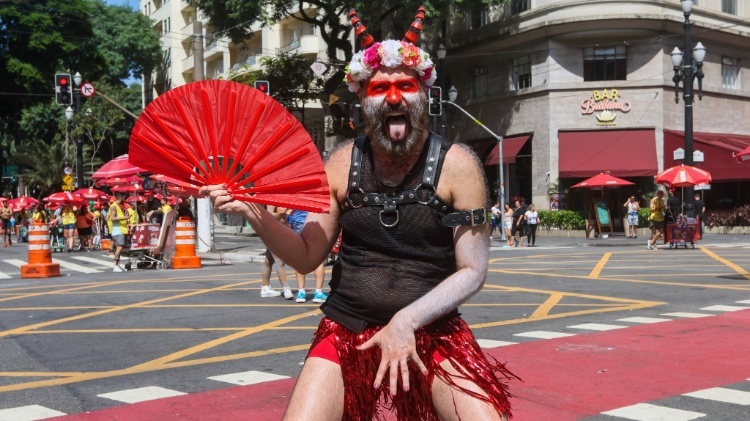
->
xmin=442 ymin=0 xmax=750 ymax=213
xmin=139 ymin=0 xmax=330 ymax=146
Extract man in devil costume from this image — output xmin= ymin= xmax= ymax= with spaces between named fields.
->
xmin=202 ymin=7 xmax=515 ymax=420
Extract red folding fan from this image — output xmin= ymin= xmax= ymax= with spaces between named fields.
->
xmin=128 ymin=80 xmax=330 ymax=213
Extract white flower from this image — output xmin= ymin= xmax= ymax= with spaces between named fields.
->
xmin=415 ymin=55 xmax=433 ymax=73
xmin=348 ymin=51 xmax=372 ymax=81
xmin=379 ymin=40 xmax=403 ymax=68
xmin=424 ymin=71 xmax=437 ymax=87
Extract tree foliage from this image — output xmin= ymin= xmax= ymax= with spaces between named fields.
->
xmin=0 ymin=0 xmax=159 ymax=196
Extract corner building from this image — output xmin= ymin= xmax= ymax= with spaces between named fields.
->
xmin=444 ymin=0 xmax=750 ymax=212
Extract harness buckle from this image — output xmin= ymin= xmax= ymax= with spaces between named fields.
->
xmin=379 ymin=210 xmax=399 ymax=228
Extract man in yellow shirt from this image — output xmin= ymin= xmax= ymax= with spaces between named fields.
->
xmin=109 ymin=193 xmax=130 ymax=272
xmin=648 ymin=190 xmax=665 ymax=250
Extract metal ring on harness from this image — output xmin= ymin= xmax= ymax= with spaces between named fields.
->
xmin=417 ymin=184 xmax=437 ymax=205
xmin=379 ymin=210 xmax=399 ymax=228
xmin=346 ymin=187 xmax=365 ymax=209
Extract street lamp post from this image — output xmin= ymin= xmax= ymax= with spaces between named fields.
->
xmin=436 ymin=44 xmax=447 ymax=138
xmin=671 ymin=0 xmax=706 ymax=205
xmin=446 ymin=86 xmax=506 ymax=241
xmin=72 ymin=71 xmax=85 ymax=188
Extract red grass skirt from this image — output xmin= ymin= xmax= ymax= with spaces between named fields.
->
xmin=307 ymin=316 xmax=518 ymax=420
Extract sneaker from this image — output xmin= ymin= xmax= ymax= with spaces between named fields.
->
xmin=647 ymin=240 xmax=652 ymax=250
xmin=313 ymin=291 xmax=328 ymax=303
xmin=283 ymin=286 xmax=294 ymax=300
xmin=113 ymin=265 xmax=124 ymax=273
xmin=296 ymin=290 xmax=307 ymax=303
xmin=261 ymin=286 xmax=282 ymax=298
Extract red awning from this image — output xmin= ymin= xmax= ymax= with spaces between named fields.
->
xmin=558 ymin=130 xmax=657 ymax=178
xmin=484 ymin=135 xmax=531 ymax=166
xmin=664 ymin=130 xmax=750 ymax=182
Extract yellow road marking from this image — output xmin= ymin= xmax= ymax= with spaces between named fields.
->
xmin=588 ymin=252 xmax=612 ymax=278
xmin=529 ymin=293 xmax=564 ymax=319
xmin=701 ymin=248 xmax=750 ymax=280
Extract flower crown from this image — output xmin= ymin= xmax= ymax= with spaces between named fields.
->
xmin=345 ymin=7 xmax=437 ymax=93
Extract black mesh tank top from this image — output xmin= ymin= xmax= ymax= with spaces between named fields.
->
xmin=320 ymin=133 xmax=458 ymax=328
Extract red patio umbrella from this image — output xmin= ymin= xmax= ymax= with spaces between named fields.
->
xmin=571 ymin=173 xmax=635 ymax=188
xmin=43 ymin=192 xmax=85 ymax=205
xmin=96 ymin=175 xmax=142 ymax=186
xmin=735 ymin=145 xmax=750 ymax=163
xmin=111 ymin=183 xmax=144 ymax=193
xmin=9 ymin=196 xmax=40 ymax=209
xmin=150 ymin=174 xmax=201 ymax=196
xmin=73 ymin=187 xmax=109 ymax=200
xmin=127 ymin=195 xmax=147 ymax=203
xmin=91 ymin=154 xmax=146 ymax=180
xmin=655 ymin=164 xmax=712 ymax=188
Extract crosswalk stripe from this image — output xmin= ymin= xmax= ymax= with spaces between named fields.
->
xmin=683 ymin=387 xmax=750 ymax=405
xmin=0 ymin=404 xmax=66 ymax=421
xmin=208 ymin=370 xmax=289 ymax=386
xmin=568 ymin=323 xmax=627 ymax=331
xmin=0 ymin=269 xmax=12 ymax=279
xmin=513 ymin=331 xmax=576 ymax=339
xmin=700 ymin=305 xmax=750 ymax=312
xmin=661 ymin=312 xmax=713 ymax=318
xmin=476 ymin=339 xmax=517 ymax=348
xmin=4 ymin=259 xmax=27 ymax=268
xmin=735 ymin=299 xmax=750 ymax=304
xmin=51 ymin=259 xmax=101 ymax=274
xmin=97 ymin=386 xmax=186 ymax=403
xmin=617 ymin=317 xmax=671 ymax=324
xmin=70 ymin=256 xmax=116 ymax=268
xmin=602 ymin=403 xmax=705 ymax=420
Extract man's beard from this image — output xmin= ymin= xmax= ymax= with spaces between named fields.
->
xmin=362 ymin=91 xmax=429 ymax=160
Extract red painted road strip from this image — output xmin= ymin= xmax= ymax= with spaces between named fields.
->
xmin=50 ymin=309 xmax=750 ymax=420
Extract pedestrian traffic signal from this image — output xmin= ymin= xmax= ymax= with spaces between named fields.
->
xmin=428 ymin=87 xmax=442 ymax=116
xmin=254 ymin=80 xmax=270 ymax=95
xmin=55 ymin=74 xmax=72 ymax=105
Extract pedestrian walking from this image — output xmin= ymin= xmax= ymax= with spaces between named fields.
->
xmin=648 ymin=190 xmax=666 ymax=250
xmin=202 ymin=11 xmax=515 ymax=419
xmin=503 ymin=203 xmax=513 ymax=247
xmin=0 ymin=199 xmax=13 ymax=247
xmin=525 ymin=204 xmax=539 ymax=247
xmin=288 ymin=209 xmax=327 ymax=304
xmin=624 ymin=196 xmax=640 ymax=238
xmin=490 ymin=202 xmax=501 ymax=240
xmin=260 ymin=206 xmax=294 ymax=299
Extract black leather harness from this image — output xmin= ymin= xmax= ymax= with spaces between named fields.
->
xmin=343 ymin=134 xmax=487 ymax=228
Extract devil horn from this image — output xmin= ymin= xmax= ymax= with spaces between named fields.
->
xmin=349 ymin=9 xmax=374 ymax=49
xmin=402 ymin=5 xmax=426 ymax=44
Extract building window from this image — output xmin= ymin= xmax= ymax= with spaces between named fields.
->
xmin=465 ymin=5 xmax=489 ymax=30
xmin=511 ymin=0 xmax=530 ymax=14
xmin=470 ymin=67 xmax=488 ymax=99
xmin=511 ymin=56 xmax=532 ymax=90
xmin=722 ymin=0 xmax=737 ymax=14
xmin=722 ymin=56 xmax=738 ymax=88
xmin=583 ymin=46 xmax=627 ymax=81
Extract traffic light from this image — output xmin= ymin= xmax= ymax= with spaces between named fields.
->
xmin=55 ymin=73 xmax=72 ymax=105
xmin=254 ymin=80 xmax=270 ymax=95
xmin=428 ymin=86 xmax=442 ymax=116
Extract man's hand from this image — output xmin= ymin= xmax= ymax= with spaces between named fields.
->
xmin=356 ymin=317 xmax=429 ymax=396
xmin=199 ymin=185 xmax=255 ymax=216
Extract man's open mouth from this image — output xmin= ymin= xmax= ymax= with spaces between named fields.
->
xmin=385 ymin=112 xmax=409 ymax=142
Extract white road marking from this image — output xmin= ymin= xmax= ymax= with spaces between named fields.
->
xmin=476 ymin=339 xmax=517 ymax=348
xmin=601 ymin=403 xmax=705 ymax=420
xmin=98 ymin=386 xmax=186 ymax=403
xmin=735 ymin=299 xmax=750 ymax=304
xmin=513 ymin=331 xmax=576 ymax=339
xmin=700 ymin=305 xmax=750 ymax=312
xmin=0 ymin=269 xmax=12 ymax=279
xmin=661 ymin=312 xmax=713 ymax=318
xmin=70 ymin=256 xmax=116 ymax=268
xmin=616 ymin=317 xmax=671 ymax=324
xmin=0 ymin=405 xmax=66 ymax=421
xmin=567 ymin=323 xmax=627 ymax=331
xmin=208 ymin=370 xmax=290 ymax=386
xmin=3 ymin=259 xmax=27 ymax=268
xmin=51 ymin=258 xmax=101 ymax=274
xmin=683 ymin=387 xmax=750 ymax=405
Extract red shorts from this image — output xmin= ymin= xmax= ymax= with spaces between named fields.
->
xmin=308 ymin=334 xmax=446 ymax=365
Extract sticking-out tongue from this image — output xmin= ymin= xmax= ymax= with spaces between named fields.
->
xmin=386 ymin=115 xmax=408 ymax=142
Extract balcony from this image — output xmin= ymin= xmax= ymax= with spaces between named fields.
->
xmin=279 ymin=35 xmax=318 ymax=56
xmin=182 ymin=54 xmax=195 ymax=72
xmin=180 ymin=21 xmax=199 ymax=42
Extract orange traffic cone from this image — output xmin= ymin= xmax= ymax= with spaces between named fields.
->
xmin=21 ymin=223 xmax=61 ymax=278
xmin=171 ymin=217 xmax=201 ymax=269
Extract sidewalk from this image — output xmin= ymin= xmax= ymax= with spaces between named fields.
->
xmin=198 ymin=231 xmax=750 ymax=263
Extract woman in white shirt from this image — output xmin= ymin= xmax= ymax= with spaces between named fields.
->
xmin=524 ymin=204 xmax=539 ymax=247
xmin=503 ymin=203 xmax=514 ymax=247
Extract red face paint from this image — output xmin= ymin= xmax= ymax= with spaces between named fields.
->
xmin=365 ymin=79 xmax=420 ymax=105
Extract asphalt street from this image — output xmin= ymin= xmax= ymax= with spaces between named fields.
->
xmin=0 ymin=232 xmax=749 ymax=420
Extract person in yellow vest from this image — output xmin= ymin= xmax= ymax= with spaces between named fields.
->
xmin=109 ymin=193 xmax=130 ymax=272
xmin=32 ymin=204 xmax=50 ymax=223
xmin=146 ymin=195 xmax=173 ymax=224
xmin=648 ymin=190 xmax=665 ymax=250
xmin=55 ymin=203 xmax=77 ymax=252
xmin=125 ymin=200 xmax=139 ymax=231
